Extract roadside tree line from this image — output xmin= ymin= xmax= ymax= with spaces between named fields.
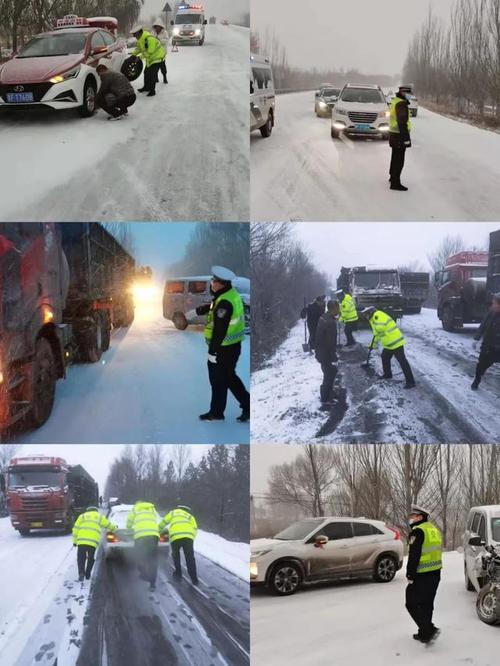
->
xmin=253 ymin=444 xmax=500 ymax=549
xmin=404 ymin=0 xmax=500 ymax=123
xmin=105 ymin=444 xmax=249 ymax=542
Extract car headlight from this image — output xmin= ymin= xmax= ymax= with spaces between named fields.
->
xmin=173 ymin=27 xmax=180 ymax=35
xmin=49 ymin=65 xmax=81 ymax=84
xmin=250 ymin=562 xmax=258 ymax=578
xmin=336 ymin=108 xmax=348 ymax=115
xmin=195 ymin=29 xmax=201 ymax=35
xmin=379 ymin=110 xmax=390 ymax=118
xmin=318 ymin=100 xmax=327 ymax=108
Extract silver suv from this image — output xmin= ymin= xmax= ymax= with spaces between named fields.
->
xmin=250 ymin=516 xmax=404 ymax=595
xmin=463 ymin=505 xmax=500 ymax=591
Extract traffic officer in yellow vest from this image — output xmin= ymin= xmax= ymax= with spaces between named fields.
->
xmin=152 ymin=19 xmax=169 ymax=84
xmin=127 ymin=500 xmax=161 ymax=590
xmin=73 ymin=506 xmax=117 ymax=582
xmin=335 ymin=289 xmax=358 ymax=347
xmin=361 ymin=306 xmax=416 ymax=389
xmin=196 ymin=266 xmax=250 ymax=422
xmin=389 ymin=86 xmax=412 ymax=191
xmin=159 ymin=503 xmax=198 ymax=584
xmin=405 ymin=505 xmax=442 ymax=644
xmin=130 ymin=25 xmax=166 ymax=97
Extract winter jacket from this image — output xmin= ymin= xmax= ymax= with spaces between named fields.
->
xmin=303 ymin=300 xmax=325 ymax=335
xmin=197 ymin=284 xmax=245 ymax=355
xmin=96 ymin=70 xmax=135 ymax=102
xmin=72 ymin=510 xmax=116 ymax=548
xmin=389 ymin=94 xmax=411 ymax=145
xmin=475 ymin=311 xmax=500 ymax=351
xmin=127 ymin=502 xmax=160 ymax=540
xmin=406 ymin=518 xmax=443 ymax=579
xmin=132 ymin=31 xmax=166 ymax=67
xmin=315 ymin=313 xmax=338 ymax=364
xmin=159 ymin=508 xmax=198 ymax=543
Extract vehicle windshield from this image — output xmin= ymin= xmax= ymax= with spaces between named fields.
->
xmin=175 ymin=14 xmax=202 ymax=24
xmin=341 ymin=88 xmax=385 ymax=104
xmin=17 ymin=32 xmax=87 ymax=57
xmin=274 ymin=518 xmax=324 ymax=540
xmin=8 ymin=470 xmax=62 ymax=489
xmin=492 ymin=518 xmax=500 ymax=542
xmin=354 ymin=272 xmax=399 ymax=289
xmin=322 ymin=88 xmax=339 ymax=97
xmin=471 ymin=268 xmax=487 ymax=278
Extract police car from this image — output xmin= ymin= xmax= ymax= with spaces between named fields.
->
xmin=171 ymin=4 xmax=208 ymax=46
xmin=0 ymin=15 xmax=142 ymax=117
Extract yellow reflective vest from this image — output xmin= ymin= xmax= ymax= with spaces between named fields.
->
xmin=204 ymin=287 xmax=246 ymax=347
xmin=389 ymin=96 xmax=412 ymax=134
xmin=159 ymin=508 xmax=198 ymax=543
xmin=369 ymin=310 xmax=406 ymax=350
xmin=339 ymin=294 xmax=358 ymax=323
xmin=72 ymin=510 xmax=116 ymax=548
xmin=416 ymin=521 xmax=443 ymax=574
xmin=132 ymin=31 xmax=166 ymax=67
xmin=126 ymin=502 xmax=160 ymax=540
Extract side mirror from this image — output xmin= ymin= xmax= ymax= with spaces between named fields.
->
xmin=92 ymin=46 xmax=107 ymax=56
xmin=314 ymin=534 xmax=329 ymax=548
xmin=469 ymin=535 xmax=486 ymax=547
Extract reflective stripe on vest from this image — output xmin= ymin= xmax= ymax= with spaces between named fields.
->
xmin=340 ymin=294 xmax=358 ymax=323
xmin=416 ymin=522 xmax=443 ymax=573
xmin=389 ymin=97 xmax=412 ymax=133
xmin=159 ymin=509 xmax=197 ymax=542
xmin=204 ymin=287 xmax=245 ymax=346
xmin=370 ymin=310 xmax=406 ymax=350
xmin=73 ymin=511 xmax=110 ymax=547
xmin=127 ymin=504 xmax=160 ymax=540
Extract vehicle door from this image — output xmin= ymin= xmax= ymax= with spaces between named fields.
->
xmin=88 ymin=31 xmax=108 ymax=68
xmin=349 ymin=522 xmax=386 ymax=574
xmin=251 ymin=66 xmax=272 ymax=129
xmin=305 ymin=521 xmax=353 ymax=579
xmin=187 ymin=280 xmax=210 ymax=322
xmin=100 ymin=30 xmax=123 ymax=70
xmin=465 ymin=511 xmax=484 ymax=578
xmin=163 ymin=280 xmax=186 ymax=320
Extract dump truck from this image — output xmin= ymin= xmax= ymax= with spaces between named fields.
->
xmin=337 ymin=266 xmax=404 ymax=321
xmin=1 ymin=455 xmax=98 ymax=536
xmin=436 ymin=251 xmax=489 ymax=331
xmin=400 ymin=272 xmax=430 ymax=314
xmin=0 ymin=223 xmax=135 ymax=430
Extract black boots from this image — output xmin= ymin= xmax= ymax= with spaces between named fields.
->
xmin=390 ymin=182 xmax=408 ymax=191
xmin=471 ymin=378 xmax=480 ymax=390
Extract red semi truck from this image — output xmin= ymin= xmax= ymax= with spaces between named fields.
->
xmin=0 ymin=223 xmax=135 ymax=430
xmin=1 ymin=455 xmax=98 ymax=536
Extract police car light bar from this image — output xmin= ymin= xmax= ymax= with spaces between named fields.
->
xmin=56 ymin=15 xmax=89 ymax=28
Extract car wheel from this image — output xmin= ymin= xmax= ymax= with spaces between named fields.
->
xmin=441 ymin=305 xmax=456 ymax=332
xmin=331 ymin=127 xmax=339 ymax=139
xmin=269 ymin=562 xmax=303 ymax=596
xmin=121 ymin=55 xmax=143 ymax=82
xmin=465 ymin=562 xmax=475 ymax=591
xmin=260 ymin=113 xmax=273 ymax=138
xmin=19 ymin=528 xmax=30 ymax=537
xmin=29 ymin=338 xmax=57 ymax=427
xmin=82 ymin=314 xmax=104 ymax=363
xmin=373 ymin=554 xmax=397 ymax=583
xmin=79 ymin=78 xmax=97 ymax=117
xmin=173 ymin=312 xmax=188 ymax=330
xmin=476 ymin=584 xmax=500 ymax=625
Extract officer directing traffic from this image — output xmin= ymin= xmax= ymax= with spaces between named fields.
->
xmin=335 ymin=289 xmax=358 ymax=346
xmin=130 ymin=25 xmax=166 ymax=97
xmin=127 ymin=500 xmax=161 ymax=591
xmin=361 ymin=307 xmax=416 ymax=389
xmin=196 ymin=266 xmax=250 ymax=422
xmin=389 ymin=86 xmax=412 ymax=191
xmin=73 ymin=506 xmax=117 ymax=582
xmin=159 ymin=503 xmax=198 ymax=584
xmin=405 ymin=505 xmax=442 ymax=644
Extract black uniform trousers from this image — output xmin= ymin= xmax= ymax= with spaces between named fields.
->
xmin=159 ymin=59 xmax=168 ymax=82
xmin=405 ymin=570 xmax=441 ymax=639
xmin=389 ymin=133 xmax=407 ymax=185
xmin=171 ymin=538 xmax=198 ymax=583
xmin=382 ymin=347 xmax=415 ymax=384
xmin=208 ymin=343 xmax=250 ymax=417
xmin=320 ymin=361 xmax=338 ymax=403
xmin=135 ymin=536 xmax=159 ymax=585
xmin=97 ymin=92 xmax=136 ymax=118
xmin=474 ymin=347 xmax=500 ymax=383
xmin=144 ymin=63 xmax=161 ymax=93
xmin=77 ymin=545 xmax=96 ymax=579
xmin=344 ymin=321 xmax=357 ymax=345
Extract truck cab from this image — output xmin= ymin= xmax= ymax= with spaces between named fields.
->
xmin=338 ymin=266 xmax=403 ymax=321
xmin=171 ymin=4 xmax=207 ymax=46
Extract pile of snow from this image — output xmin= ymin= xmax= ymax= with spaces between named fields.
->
xmin=195 ymin=530 xmax=248 ymax=582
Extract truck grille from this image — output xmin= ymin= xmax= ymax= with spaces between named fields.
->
xmin=180 ymin=30 xmax=195 ymax=36
xmin=348 ymin=111 xmax=378 ymax=124
xmin=0 ymin=83 xmax=53 ymax=103
xmin=20 ymin=497 xmax=50 ymax=510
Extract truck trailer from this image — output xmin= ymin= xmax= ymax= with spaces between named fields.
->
xmin=0 ymin=223 xmax=135 ymax=430
xmin=337 ymin=266 xmax=404 ymax=322
xmin=1 ymin=455 xmax=98 ymax=536
xmin=400 ymin=272 xmax=430 ymax=314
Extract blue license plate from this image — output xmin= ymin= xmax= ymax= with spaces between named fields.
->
xmin=7 ymin=92 xmax=34 ymax=103
xmin=355 ymin=123 xmax=372 ymax=131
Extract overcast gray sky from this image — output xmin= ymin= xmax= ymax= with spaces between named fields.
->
xmin=142 ymin=0 xmax=249 ymax=23
xmin=294 ymin=222 xmax=499 ymax=285
xmin=251 ymin=445 xmax=301 ymax=496
xmin=252 ymin=0 xmax=456 ymax=74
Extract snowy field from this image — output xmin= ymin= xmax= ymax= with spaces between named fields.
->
xmin=251 ymin=90 xmax=500 ymax=221
xmin=251 ymin=552 xmax=499 ymax=666
xmin=0 ymin=25 xmax=249 ymax=222
xmin=0 ymin=517 xmax=249 ymax=666
xmin=251 ymin=308 xmax=500 ymax=444
xmin=4 ymin=302 xmax=250 ymax=445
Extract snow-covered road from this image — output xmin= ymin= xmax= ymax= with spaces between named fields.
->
xmin=5 ymin=305 xmax=250 ymax=445
xmin=0 ymin=518 xmax=249 ymax=666
xmin=0 ymin=25 xmax=249 ymax=222
xmin=251 ymin=552 xmax=498 ymax=666
xmin=251 ymin=91 xmax=500 ymax=221
xmin=251 ymin=308 xmax=500 ymax=444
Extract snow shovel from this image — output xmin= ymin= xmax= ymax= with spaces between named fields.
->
xmin=302 ymin=298 xmax=310 ymax=352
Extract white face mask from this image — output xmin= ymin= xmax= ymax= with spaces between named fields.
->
xmin=409 ymin=516 xmax=420 ymax=526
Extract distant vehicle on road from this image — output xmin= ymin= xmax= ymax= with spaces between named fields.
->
xmin=163 ymin=275 xmax=250 ymax=330
xmin=0 ymin=15 xmax=142 ymax=117
xmin=331 ymin=83 xmax=390 ymax=140
xmin=400 ymin=272 xmax=430 ymax=314
xmin=314 ymin=85 xmax=340 ymax=117
xmin=337 ymin=266 xmax=403 ymax=322
xmin=250 ymin=54 xmax=275 ymax=138
xmin=251 ymin=516 xmax=404 ymax=595
xmin=171 ymin=4 xmax=207 ymax=46
xmin=104 ymin=503 xmax=169 ymax=560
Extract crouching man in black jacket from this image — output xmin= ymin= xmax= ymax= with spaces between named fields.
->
xmin=314 ymin=300 xmax=339 ymax=406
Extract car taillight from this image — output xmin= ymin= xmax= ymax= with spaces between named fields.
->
xmin=387 ymin=525 xmax=401 ymax=540
xmin=107 ymin=532 xmax=119 ymax=543
xmin=159 ymin=534 xmax=169 ymax=543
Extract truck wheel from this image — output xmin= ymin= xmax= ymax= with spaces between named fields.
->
xmin=101 ymin=312 xmax=111 ymax=352
xmin=442 ymin=305 xmax=456 ymax=332
xmin=173 ymin=312 xmax=188 ymax=330
xmin=373 ymin=554 xmax=397 ymax=582
xmin=79 ymin=78 xmax=97 ymax=117
xmin=19 ymin=528 xmax=30 ymax=537
xmin=268 ymin=561 xmax=303 ymax=595
xmin=260 ymin=113 xmax=273 ymax=138
xmin=83 ymin=315 xmax=103 ymax=363
xmin=465 ymin=562 xmax=475 ymax=591
xmin=30 ymin=338 xmax=57 ymax=427
xmin=476 ymin=584 xmax=500 ymax=625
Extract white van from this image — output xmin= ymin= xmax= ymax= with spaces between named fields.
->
xmin=250 ymin=54 xmax=275 ymax=137
xmin=163 ymin=275 xmax=250 ymax=330
xmin=463 ymin=505 xmax=500 ymax=590
xmin=171 ymin=4 xmax=207 ymax=46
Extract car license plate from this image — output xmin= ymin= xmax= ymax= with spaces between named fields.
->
xmin=355 ymin=123 xmax=372 ymax=131
xmin=30 ymin=521 xmax=43 ymax=527
xmin=7 ymin=92 xmax=34 ymax=103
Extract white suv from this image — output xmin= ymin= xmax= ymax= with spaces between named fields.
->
xmin=463 ymin=505 xmax=500 ymax=591
xmin=250 ymin=54 xmax=275 ymax=138
xmin=250 ymin=516 xmax=404 ymax=595
xmin=331 ymin=84 xmax=390 ymax=140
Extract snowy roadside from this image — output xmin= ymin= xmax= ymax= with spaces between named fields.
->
xmin=195 ymin=530 xmax=249 ymax=582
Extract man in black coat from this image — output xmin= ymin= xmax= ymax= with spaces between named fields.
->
xmin=96 ymin=62 xmax=137 ymax=119
xmin=472 ymin=293 xmax=500 ymax=390
xmin=300 ymin=295 xmax=326 ymax=351
xmin=314 ymin=300 xmax=339 ymax=405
